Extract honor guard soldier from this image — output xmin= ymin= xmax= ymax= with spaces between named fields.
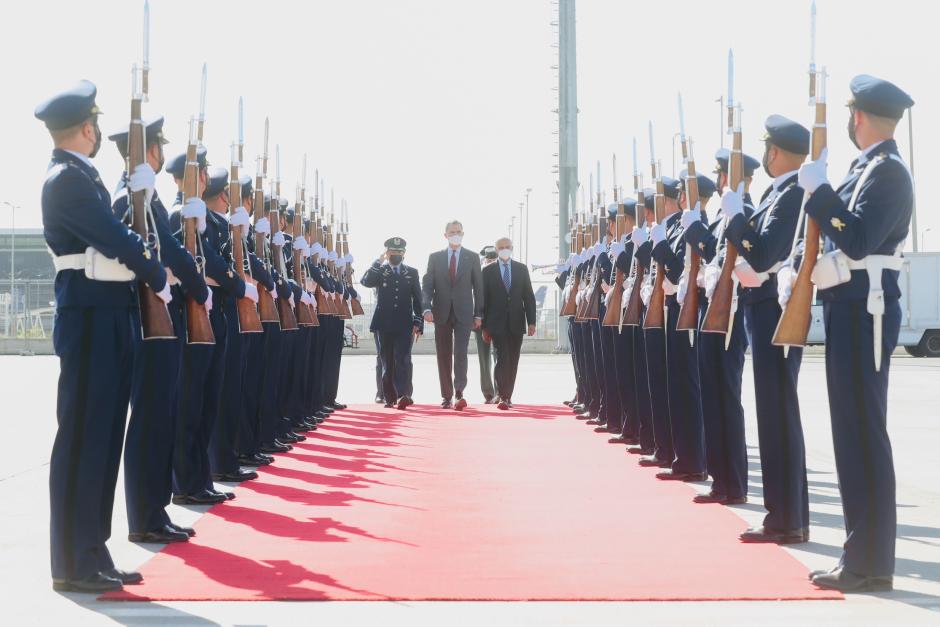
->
xmin=475 ymin=246 xmax=498 ymax=403
xmin=649 ymin=176 xmax=707 ymax=482
xmin=108 ymin=116 xmax=207 ymax=544
xmin=38 ymin=81 xmax=170 ymax=592
xmin=796 ymin=76 xmax=914 ymax=593
xmin=590 ymin=209 xmax=621 ymax=433
xmin=360 ymin=237 xmax=424 ymax=409
xmin=722 ymin=116 xmax=812 ymax=537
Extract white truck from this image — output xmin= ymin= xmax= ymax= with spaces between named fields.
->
xmin=807 ymin=252 xmax=940 ymax=357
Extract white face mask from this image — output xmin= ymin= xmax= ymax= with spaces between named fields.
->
xmin=447 ymin=234 xmax=463 ymax=246
xmin=497 ymin=248 xmax=512 ymax=261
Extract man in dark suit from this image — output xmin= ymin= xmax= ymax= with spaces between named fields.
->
xmin=361 ymin=237 xmax=424 ymax=409
xmin=481 ymin=237 xmax=536 ymax=410
xmin=422 ymin=220 xmax=483 ymax=409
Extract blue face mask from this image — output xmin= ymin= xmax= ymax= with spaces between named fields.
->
xmin=389 ymin=254 xmax=403 ymax=266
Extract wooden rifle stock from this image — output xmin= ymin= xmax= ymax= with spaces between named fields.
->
xmin=642 ymin=176 xmax=667 ymax=330
xmin=701 ymin=117 xmax=743 ymax=335
xmin=128 ymin=95 xmax=175 ymax=340
xmin=291 ymin=202 xmax=316 ymax=327
xmin=229 ymin=160 xmax=263 ymax=333
xmin=773 ymin=98 xmax=827 ymax=347
xmin=676 ymin=155 xmax=702 ymax=331
xmin=253 ymin=177 xmax=279 ymax=323
xmin=181 ymin=138 xmax=215 ymax=344
xmin=268 ymin=194 xmax=298 ymax=331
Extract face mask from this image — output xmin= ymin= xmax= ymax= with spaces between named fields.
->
xmin=89 ymin=120 xmax=102 ymax=158
xmin=762 ymin=145 xmax=773 ymax=177
xmin=847 ymin=111 xmax=860 ymax=150
xmin=447 ymin=234 xmax=463 ymax=246
xmin=714 ymin=174 xmax=723 ymax=197
xmin=497 ymin=248 xmax=512 ymax=261
xmin=389 ymin=254 xmax=403 ymax=265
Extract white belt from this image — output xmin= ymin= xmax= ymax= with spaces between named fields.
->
xmin=49 ymin=246 xmax=135 ymax=282
xmin=52 ymin=253 xmax=85 ymax=272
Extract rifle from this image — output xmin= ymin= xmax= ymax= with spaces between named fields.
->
xmin=583 ymin=209 xmax=605 ymax=321
xmin=575 ymin=217 xmax=594 ymax=321
xmin=642 ymin=121 xmax=667 ymax=330
xmin=269 ymin=144 xmax=298 ymax=331
xmin=560 ymin=214 xmax=580 ymax=317
xmin=603 ymin=155 xmax=627 ymax=327
xmin=622 ymin=141 xmax=646 ymax=327
xmin=701 ymin=102 xmax=743 ymax=341
xmin=339 ymin=231 xmax=353 ymax=320
xmin=292 ymin=161 xmax=317 ymax=327
xmin=254 ymin=118 xmax=278 ymax=323
xmin=774 ymin=67 xmax=827 ymax=349
xmin=676 ymin=138 xmax=702 ymax=331
xmin=127 ymin=6 xmax=174 ymax=340
xmin=229 ymin=139 xmax=263 ymax=334
xmin=180 ymin=117 xmax=215 ymax=344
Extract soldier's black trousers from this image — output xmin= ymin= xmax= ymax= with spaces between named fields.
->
xmin=597 ymin=307 xmax=622 ymax=432
xmin=745 ymin=298 xmax=808 ymax=532
xmin=378 ymin=329 xmax=415 ymax=401
xmin=173 ymin=293 xmax=226 ymax=496
xmin=236 ymin=332 xmax=266 ymax=456
xmin=210 ymin=297 xmax=249 ymax=475
xmin=589 ymin=319 xmax=608 ymax=421
xmin=644 ymin=325 xmax=673 ymax=464
xmin=578 ymin=321 xmax=599 ymax=416
xmin=305 ymin=325 xmax=322 ymax=416
xmin=698 ymin=296 xmax=748 ymax=499
xmin=824 ymin=299 xmax=899 ymax=577
xmin=631 ymin=315 xmax=655 ymax=451
xmin=567 ymin=319 xmax=584 ymax=402
xmin=665 ymin=297 xmax=706 ymax=475
xmin=50 ymin=307 xmax=134 ymax=581
xmin=125 ymin=295 xmax=183 ymax=534
xmin=325 ymin=316 xmax=345 ymax=404
xmin=611 ymin=322 xmax=636 ymax=438
xmin=258 ymin=321 xmax=284 ymax=446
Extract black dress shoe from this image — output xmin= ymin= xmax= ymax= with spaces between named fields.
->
xmin=656 ymin=470 xmax=708 ymax=482
xmin=274 ymin=439 xmax=294 ymax=451
xmin=210 ymin=489 xmax=236 ymax=500
xmin=301 ymin=419 xmax=318 ymax=430
xmin=585 ymin=418 xmax=603 ymax=425
xmin=812 ymin=568 xmax=892 ymax=592
xmin=293 ymin=422 xmax=312 ymax=433
xmin=622 ymin=436 xmax=640 ymax=445
xmin=102 ymin=568 xmax=144 ymax=585
xmin=724 ymin=495 xmax=748 ymax=505
xmin=289 ymin=430 xmax=307 ymax=442
xmin=575 ymin=413 xmax=594 ymax=421
xmin=213 ymin=469 xmax=258 ymax=482
xmin=638 ymin=455 xmax=672 ymax=468
xmin=739 ymin=526 xmax=807 ymax=545
xmin=384 ymin=402 xmax=395 ymax=408
xmin=571 ymin=404 xmax=585 ymax=413
xmin=375 ymin=394 xmax=385 ymax=404
xmin=497 ymin=400 xmax=509 ymax=410
xmin=693 ymin=491 xmax=728 ymax=504
xmin=168 ymin=522 xmax=196 ymax=537
xmin=172 ymin=490 xmax=227 ymax=505
xmin=626 ymin=446 xmax=652 ymax=455
xmin=261 ymin=441 xmax=291 ymax=454
xmin=332 ymin=402 xmax=348 ymax=410
xmin=321 ymin=406 xmax=335 ymax=414
xmin=52 ymin=572 xmax=122 ymax=593
xmin=608 ymin=435 xmax=628 ymax=444
xmin=454 ymin=398 xmax=468 ymax=411
xmin=441 ymin=399 xmax=453 ymax=409
xmin=255 ymin=452 xmax=274 ymax=464
xmin=128 ymin=524 xmax=189 ymax=544
xmin=237 ymin=454 xmax=266 ymax=467
xmin=397 ymin=396 xmax=413 ymax=410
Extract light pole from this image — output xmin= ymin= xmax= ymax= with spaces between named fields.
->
xmin=2 ymin=201 xmax=16 ymax=338
xmin=524 ymin=187 xmax=532 ymax=265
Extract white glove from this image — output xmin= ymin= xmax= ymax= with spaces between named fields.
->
xmin=777 ymin=264 xmax=796 ymax=309
xmin=128 ymin=163 xmax=156 ymax=205
xmin=230 ymin=206 xmax=251 ymax=228
xmin=640 ymin=283 xmax=653 ymax=307
xmin=704 ymin=264 xmax=720 ymax=300
xmin=345 ymin=254 xmax=355 ymax=264
xmin=254 ymin=217 xmax=271 ymax=235
xmin=622 ymin=277 xmax=631 ymax=291
xmin=203 ymin=286 xmax=213 ymax=313
xmin=301 ymin=291 xmax=313 ymax=306
xmin=292 ymin=236 xmax=308 ymax=251
xmin=680 ymin=202 xmax=702 ymax=230
xmin=155 ymin=281 xmax=172 ymax=304
xmin=311 ymin=242 xmax=325 ymax=257
xmin=677 ymin=274 xmax=689 ymax=303
xmin=721 ymin=182 xmax=745 ymax=221
xmin=798 ymin=147 xmax=829 ymax=194
xmin=243 ymin=282 xmax=259 ymax=303
xmin=180 ymin=197 xmax=207 ymax=234
xmin=272 ymin=231 xmax=286 ymax=247
xmin=610 ymin=240 xmax=625 ymax=257
xmin=288 ymin=292 xmax=295 ymax=308
xmin=650 ymin=222 xmax=667 ymax=246
xmin=631 ymin=226 xmax=648 ymax=248
xmin=604 ymin=288 xmax=613 ymax=307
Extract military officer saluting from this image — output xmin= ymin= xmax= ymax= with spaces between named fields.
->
xmin=796 ymin=75 xmax=914 ymax=593
xmin=360 ymin=237 xmax=424 ymax=409
xmin=38 ymin=80 xmax=170 ymax=592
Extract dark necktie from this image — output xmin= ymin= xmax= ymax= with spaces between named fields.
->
xmin=502 ymin=262 xmax=511 ymax=291
xmin=449 ymin=250 xmax=457 ymax=286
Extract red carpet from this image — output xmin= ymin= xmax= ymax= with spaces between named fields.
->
xmin=104 ymin=404 xmax=840 ymax=601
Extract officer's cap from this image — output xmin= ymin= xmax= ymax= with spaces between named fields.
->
xmin=713 ymin=148 xmax=760 ymax=177
xmin=384 ymin=236 xmax=407 ymax=251
xmin=479 ymin=245 xmax=497 ymax=259
xmin=762 ymin=114 xmax=810 ymax=155
xmin=34 ymin=80 xmax=102 ymax=130
xmin=202 ymin=166 xmax=229 ymax=199
xmin=606 ymin=202 xmax=619 ymax=217
xmin=848 ymin=75 xmax=913 ymax=120
xmin=642 ymin=188 xmax=656 ymax=211
xmin=239 ymin=175 xmax=252 ymax=198
xmin=107 ymin=115 xmax=168 ymax=146
xmin=661 ymin=176 xmax=680 ymax=199
xmin=165 ymin=145 xmax=208 ymax=178
xmin=621 ymin=197 xmax=638 ymax=214
xmin=278 ymin=197 xmax=289 ymax=210
xmin=679 ymin=170 xmax=717 ymax=199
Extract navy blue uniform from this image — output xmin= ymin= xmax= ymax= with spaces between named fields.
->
xmin=804 ymin=139 xmax=912 ymax=576
xmin=44 ymin=149 xmax=168 ymax=582
xmin=593 ymin=246 xmax=619 ymax=429
xmin=113 ymin=183 xmax=208 ymax=534
xmin=652 ymin=212 xmax=706 ymax=475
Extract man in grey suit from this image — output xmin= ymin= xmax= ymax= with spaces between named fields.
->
xmin=422 ymin=220 xmax=483 ymax=410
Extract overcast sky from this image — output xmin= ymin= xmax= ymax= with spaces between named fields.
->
xmin=2 ymin=0 xmax=936 ymax=282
